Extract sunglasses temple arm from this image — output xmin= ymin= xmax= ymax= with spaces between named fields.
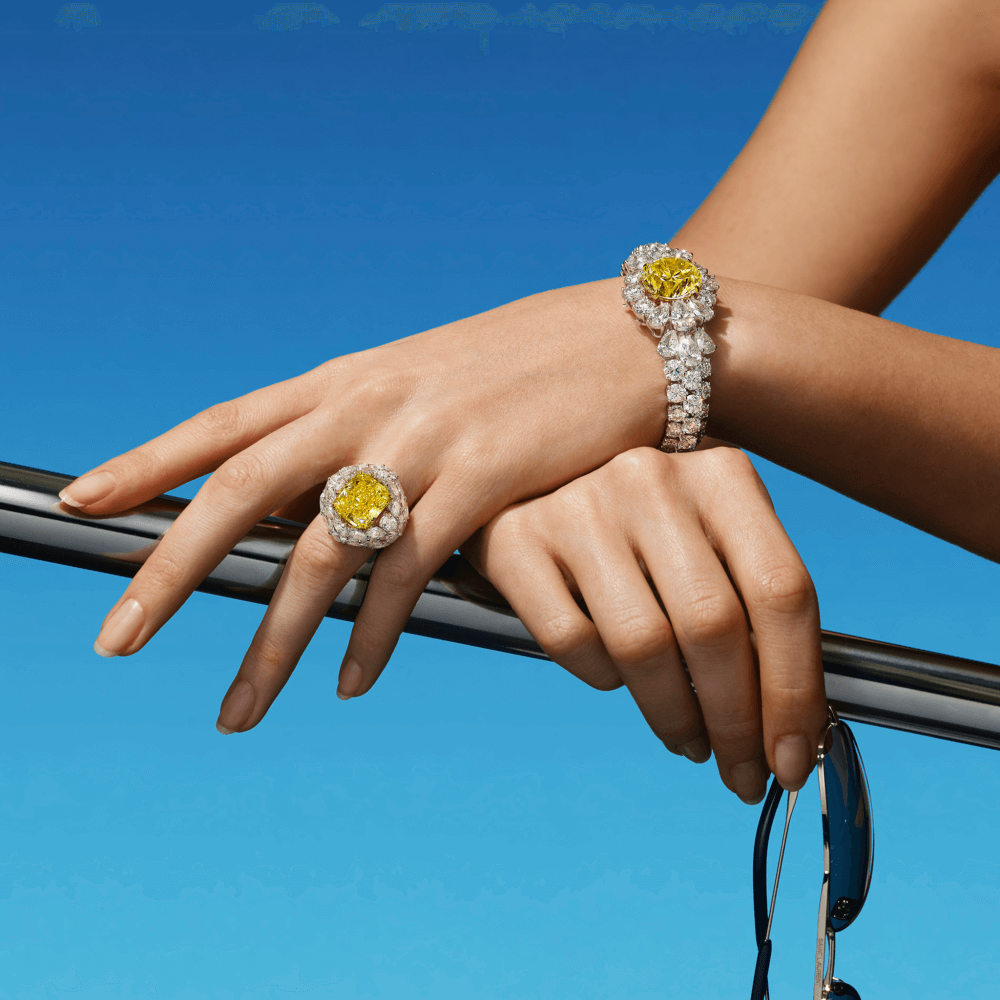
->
xmin=814 ymin=748 xmax=833 ymax=1000
xmin=751 ymin=788 xmax=798 ymax=1000
xmin=765 ymin=788 xmax=798 ymax=942
xmin=750 ymin=938 xmax=772 ymax=1000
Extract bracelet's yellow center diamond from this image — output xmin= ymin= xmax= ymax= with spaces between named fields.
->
xmin=640 ymin=257 xmax=702 ymax=300
xmin=334 ymin=472 xmax=392 ymax=530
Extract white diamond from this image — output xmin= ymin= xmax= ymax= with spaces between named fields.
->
xmin=699 ymin=382 xmax=711 ymax=398
xmin=679 ymin=434 xmax=698 ymax=450
xmin=665 ymin=421 xmax=684 ymax=437
xmin=695 ymin=329 xmax=716 ymax=354
xmin=657 ymin=337 xmax=676 ymax=359
xmin=661 ymin=438 xmax=679 ymax=453
xmin=389 ymin=501 xmax=401 ymax=517
xmin=367 ymin=526 xmax=386 ymax=543
xmin=668 ymin=405 xmax=685 ymax=420
xmin=666 ymin=384 xmax=687 ymax=402
xmin=381 ymin=514 xmax=397 ymax=533
xmin=697 ymin=359 xmax=711 ymax=377
xmin=676 ymin=334 xmax=700 ymax=358
xmin=673 ymin=315 xmax=697 ymax=333
xmin=681 ymin=373 xmax=703 ymax=392
xmin=682 ymin=418 xmax=701 ymax=434
xmin=684 ymin=395 xmax=703 ymax=415
xmin=664 ymin=358 xmax=685 ymax=377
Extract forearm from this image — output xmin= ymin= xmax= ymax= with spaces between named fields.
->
xmin=705 ymin=277 xmax=1000 ymax=562
xmin=670 ymin=0 xmax=1000 ymax=316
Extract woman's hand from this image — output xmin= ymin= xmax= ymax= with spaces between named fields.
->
xmin=459 ymin=442 xmax=826 ymax=803
xmin=58 ymin=277 xmax=676 ymax=733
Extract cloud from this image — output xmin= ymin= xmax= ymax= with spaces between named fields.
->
xmin=253 ymin=3 xmax=340 ymax=29
xmin=54 ymin=3 xmax=101 ymax=31
xmin=359 ymin=2 xmax=821 ymax=53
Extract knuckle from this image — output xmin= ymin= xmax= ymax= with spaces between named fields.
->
xmin=749 ymin=563 xmax=817 ymax=618
xmin=606 ymin=616 xmax=673 ymax=671
xmin=212 ymin=451 xmax=271 ymax=494
xmin=292 ymin=528 xmax=342 ymax=585
xmin=248 ymin=634 xmax=286 ymax=679
xmin=374 ymin=550 xmax=426 ymax=595
xmin=139 ymin=545 xmax=187 ymax=594
xmin=197 ymin=400 xmax=245 ymax=443
xmin=606 ymin=447 xmax=662 ymax=482
xmin=709 ymin=715 xmax=762 ymax=757
xmin=677 ymin=589 xmax=744 ymax=648
xmin=534 ymin=613 xmax=592 ymax=664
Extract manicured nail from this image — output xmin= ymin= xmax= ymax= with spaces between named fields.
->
xmin=93 ymin=598 xmax=144 ymax=658
xmin=59 ymin=470 xmax=116 ymax=508
xmin=775 ymin=734 xmax=814 ymax=791
xmin=730 ymin=759 xmax=769 ymax=805
xmin=216 ymin=678 xmax=256 ymax=734
xmin=337 ymin=658 xmax=362 ymax=700
xmin=679 ymin=737 xmax=712 ymax=763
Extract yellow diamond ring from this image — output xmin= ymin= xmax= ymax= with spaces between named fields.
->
xmin=320 ymin=464 xmax=409 ymax=549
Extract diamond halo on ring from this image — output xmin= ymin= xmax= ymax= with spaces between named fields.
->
xmin=320 ymin=464 xmax=409 ymax=549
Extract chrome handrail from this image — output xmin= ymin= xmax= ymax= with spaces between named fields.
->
xmin=3 ymin=460 xmax=999 ymax=749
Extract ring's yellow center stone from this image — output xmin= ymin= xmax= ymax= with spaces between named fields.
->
xmin=334 ymin=472 xmax=392 ymax=530
xmin=640 ymin=257 xmax=702 ymax=299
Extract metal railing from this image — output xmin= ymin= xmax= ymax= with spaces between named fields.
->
xmin=3 ymin=460 xmax=999 ymax=749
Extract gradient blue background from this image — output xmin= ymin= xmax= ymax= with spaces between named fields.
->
xmin=2 ymin=2 xmax=999 ymax=997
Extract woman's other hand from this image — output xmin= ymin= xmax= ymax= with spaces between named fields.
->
xmin=460 ymin=442 xmax=826 ymax=804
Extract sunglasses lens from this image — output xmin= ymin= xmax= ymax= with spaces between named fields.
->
xmin=830 ymin=978 xmax=862 ymax=998
xmin=824 ymin=721 xmax=873 ymax=931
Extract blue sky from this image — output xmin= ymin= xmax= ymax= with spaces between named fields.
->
xmin=2 ymin=2 xmax=1000 ymax=997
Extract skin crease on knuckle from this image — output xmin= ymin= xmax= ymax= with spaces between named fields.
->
xmin=602 ymin=614 xmax=674 ymax=673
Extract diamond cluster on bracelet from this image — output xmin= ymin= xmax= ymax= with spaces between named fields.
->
xmin=620 ymin=243 xmax=719 ymax=453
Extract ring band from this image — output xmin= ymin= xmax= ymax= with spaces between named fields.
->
xmin=320 ymin=464 xmax=409 ymax=549
xmin=620 ymin=243 xmax=718 ymax=453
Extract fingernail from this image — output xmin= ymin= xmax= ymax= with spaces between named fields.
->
xmin=337 ymin=658 xmax=362 ymax=700
xmin=775 ymin=734 xmax=814 ymax=791
xmin=216 ymin=678 xmax=256 ymax=734
xmin=730 ymin=759 xmax=769 ymax=805
xmin=93 ymin=598 xmax=144 ymax=658
xmin=59 ymin=470 xmax=116 ymax=508
xmin=679 ymin=737 xmax=712 ymax=764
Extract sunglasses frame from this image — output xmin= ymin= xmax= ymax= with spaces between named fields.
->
xmin=752 ymin=707 xmax=872 ymax=1000
xmin=813 ymin=707 xmax=873 ymax=1000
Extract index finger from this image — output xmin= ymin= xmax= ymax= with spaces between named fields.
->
xmin=58 ymin=363 xmax=333 ymax=514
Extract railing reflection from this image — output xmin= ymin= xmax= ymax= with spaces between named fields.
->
xmin=3 ymin=460 xmax=999 ymax=750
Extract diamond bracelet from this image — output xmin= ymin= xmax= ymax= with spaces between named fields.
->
xmin=620 ymin=243 xmax=719 ymax=453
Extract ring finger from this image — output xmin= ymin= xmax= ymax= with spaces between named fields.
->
xmin=634 ymin=517 xmax=769 ymax=804
xmin=215 ymin=511 xmax=372 ymax=732
xmin=561 ymin=534 xmax=711 ymax=763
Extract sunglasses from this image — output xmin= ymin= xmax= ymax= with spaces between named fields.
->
xmin=750 ymin=707 xmax=874 ymax=1000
